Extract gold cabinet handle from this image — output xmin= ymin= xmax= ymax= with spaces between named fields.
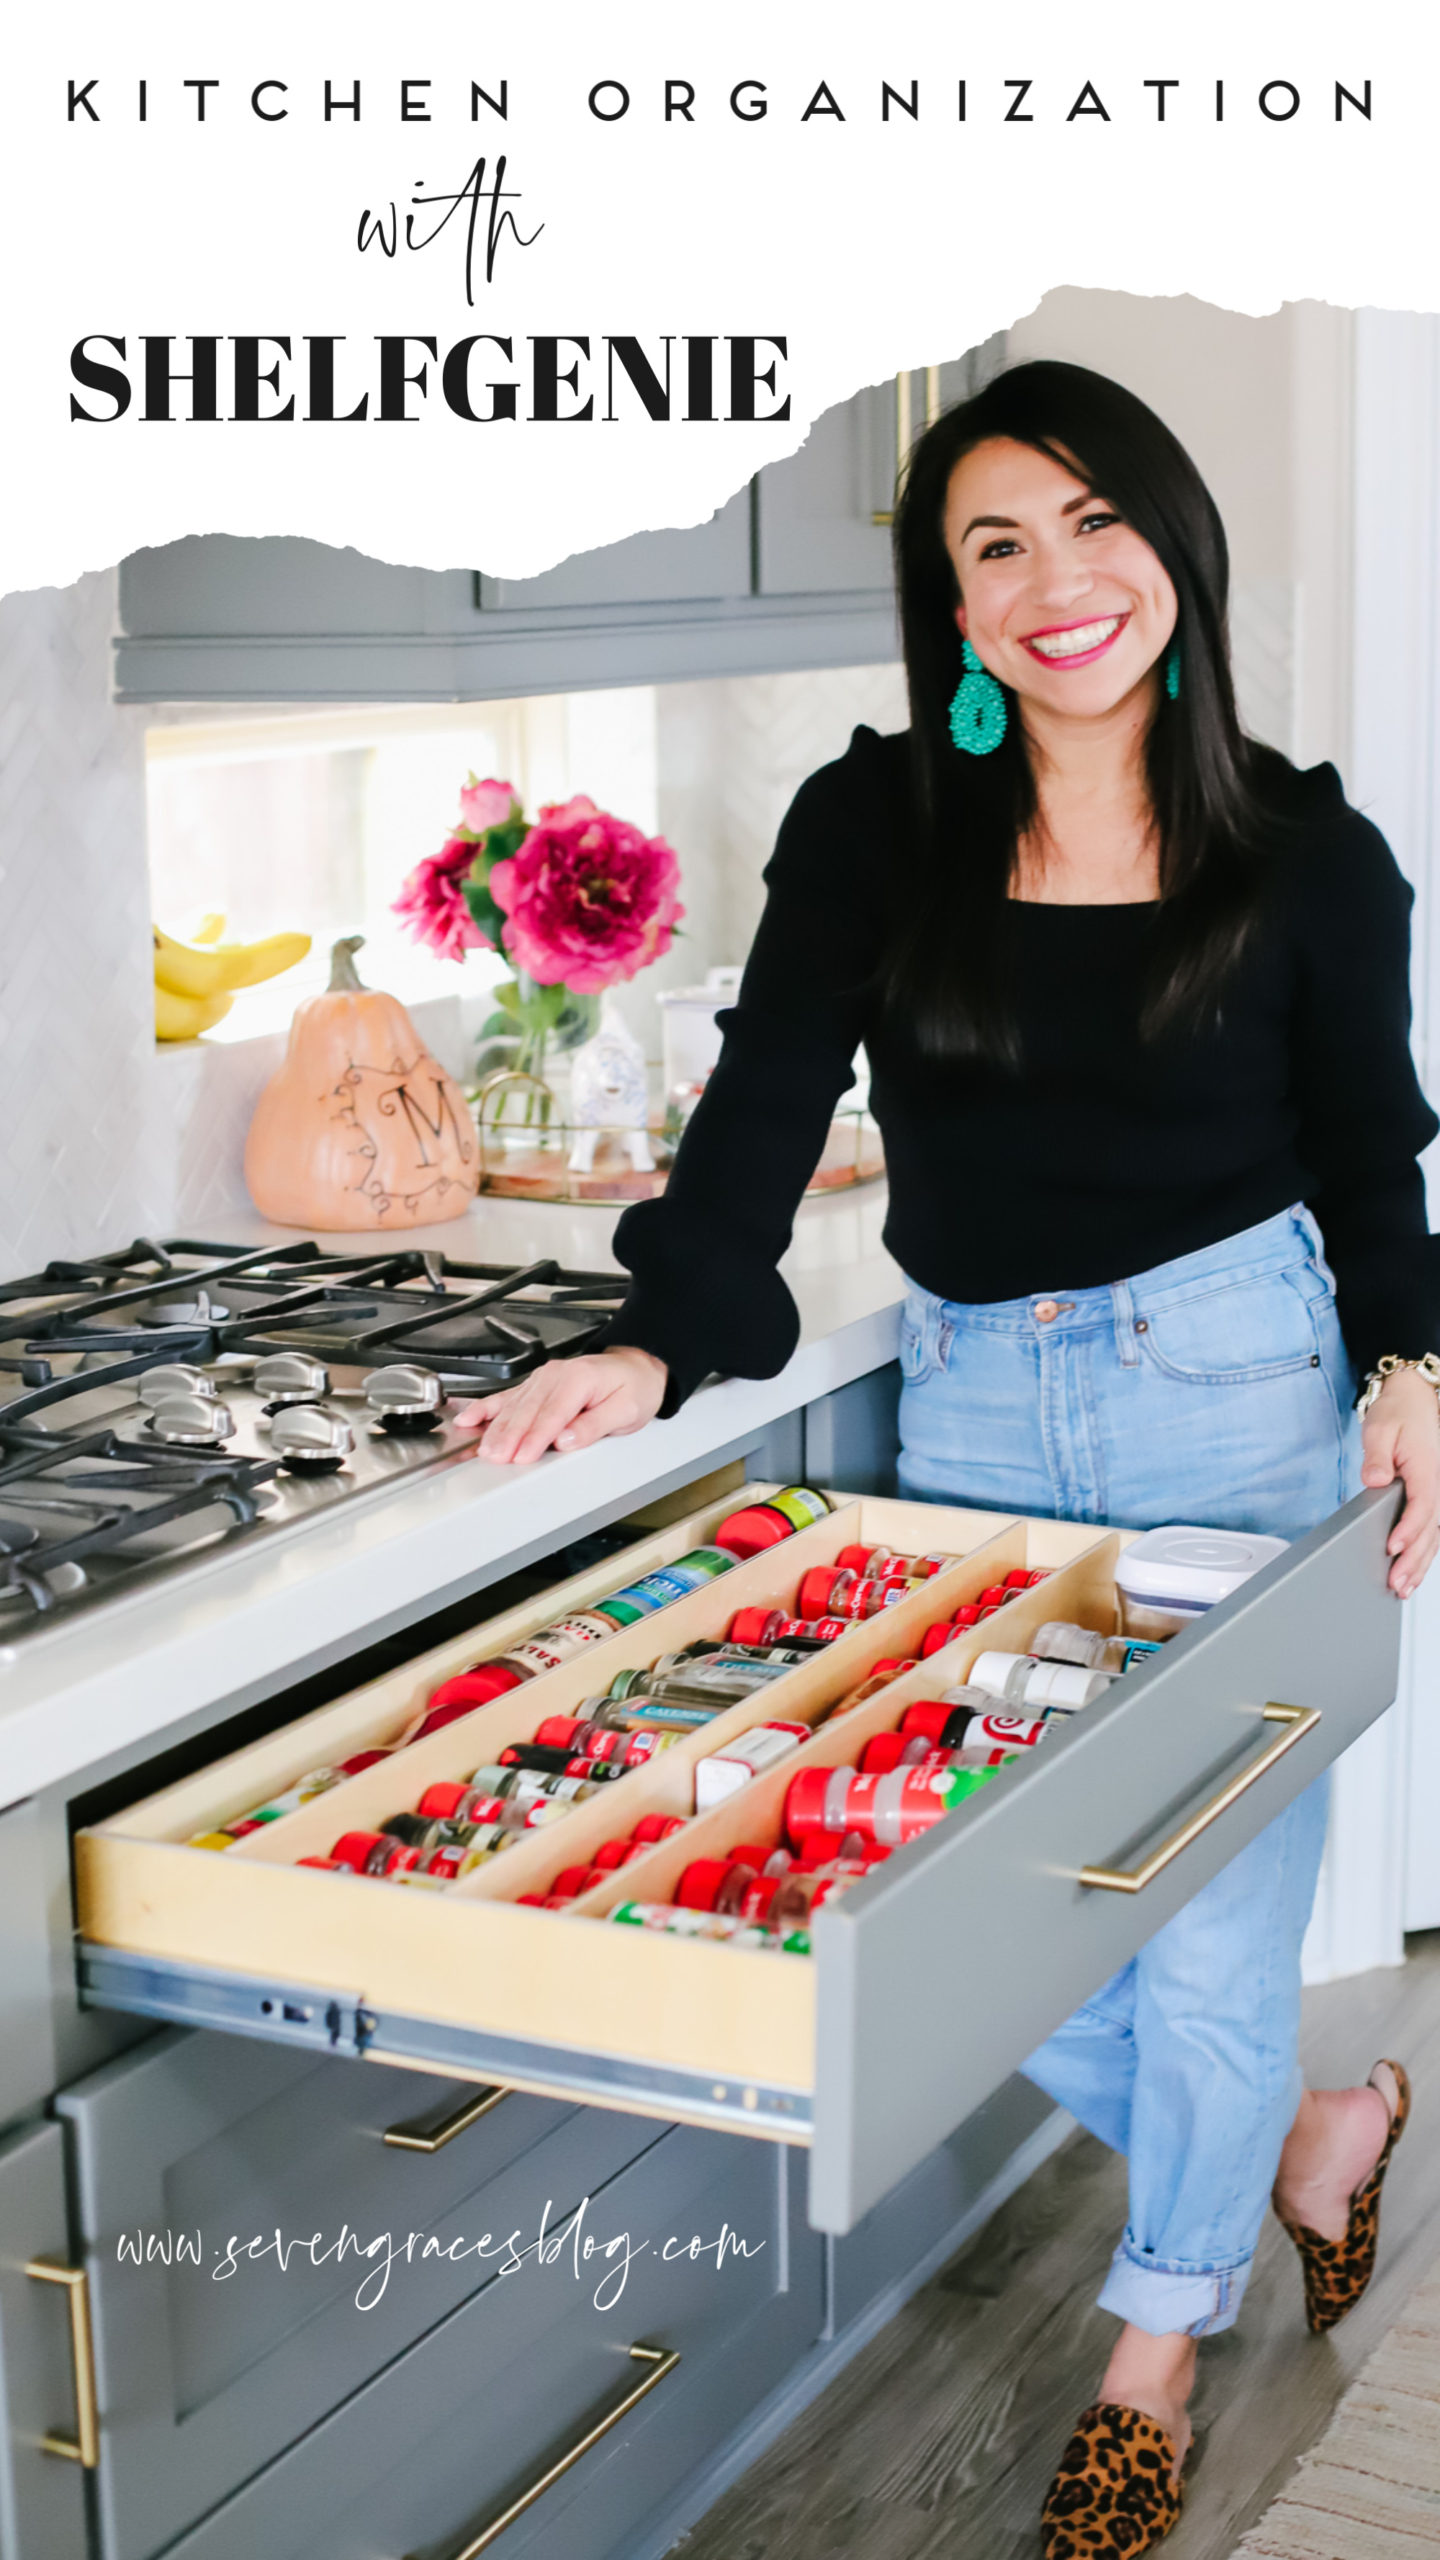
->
xmin=1079 ymin=1703 xmax=1321 ymax=1894
xmin=24 ymin=2258 xmax=99 ymax=2468
xmin=873 ymin=365 xmax=944 ymax=523
xmin=382 ymin=2084 xmax=508 ymax=2153
xmin=407 ymin=2344 xmax=680 ymax=2559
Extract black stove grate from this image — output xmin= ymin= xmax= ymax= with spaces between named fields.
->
xmin=0 ymin=1239 xmax=630 ymax=1612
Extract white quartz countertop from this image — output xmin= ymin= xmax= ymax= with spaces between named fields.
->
xmin=1 ymin=1186 xmax=903 ymax=1803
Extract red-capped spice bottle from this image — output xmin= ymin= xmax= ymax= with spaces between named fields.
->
xmin=330 ymin=1830 xmax=423 ymax=1878
xmin=833 ymin=1544 xmax=955 ymax=1581
xmin=725 ymin=1606 xmax=847 ymax=1649
xmin=796 ymin=1566 xmax=914 ymax=1623
xmin=712 ymin=1487 xmax=831 ymax=1558
xmin=675 ymin=1855 xmax=765 ymax=1916
xmin=630 ymin=1811 xmax=688 ymax=1845
xmin=785 ymin=1761 xmax=995 ymax=1848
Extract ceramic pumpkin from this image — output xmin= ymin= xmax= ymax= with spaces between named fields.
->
xmin=244 ymin=938 xmax=480 ymax=1230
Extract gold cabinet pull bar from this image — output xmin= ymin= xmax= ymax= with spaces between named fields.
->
xmin=24 ymin=2257 xmax=100 ymax=2468
xmin=1079 ymin=1704 xmax=1321 ymax=1894
xmin=382 ymin=2084 xmax=508 ymax=2153
xmin=407 ymin=2344 xmax=680 ymax=2559
xmin=873 ymin=370 xmax=918 ymax=525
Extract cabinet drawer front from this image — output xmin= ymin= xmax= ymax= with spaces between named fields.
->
xmin=77 ymin=1491 xmax=1401 ymax=2241
xmin=56 ymin=2028 xmax=661 ymax=2560
xmin=811 ymin=1487 xmax=1401 ymax=2228
xmin=153 ymin=2129 xmax=821 ymax=2560
xmin=0 ymin=2121 xmax=90 ymax=2560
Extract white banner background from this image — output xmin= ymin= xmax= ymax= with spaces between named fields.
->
xmin=0 ymin=0 xmax=1428 ymax=593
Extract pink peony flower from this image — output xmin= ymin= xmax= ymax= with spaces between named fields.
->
xmin=392 ymin=835 xmax=491 ymax=962
xmin=489 ymin=798 xmax=684 ymax=992
xmin=459 ymin=775 xmax=519 ymax=835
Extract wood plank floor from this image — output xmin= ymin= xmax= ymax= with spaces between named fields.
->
xmin=669 ymin=1933 xmax=1440 ymax=2560
xmin=1236 ymin=2249 xmax=1440 ymax=2557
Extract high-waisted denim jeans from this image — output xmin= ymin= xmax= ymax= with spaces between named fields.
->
xmin=896 ymin=1205 xmax=1362 ymax=2337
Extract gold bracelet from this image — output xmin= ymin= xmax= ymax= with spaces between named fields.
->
xmin=1356 ymin=1352 xmax=1440 ymax=1417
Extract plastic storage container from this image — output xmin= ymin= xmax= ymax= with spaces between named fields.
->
xmin=1114 ymin=1525 xmax=1289 ymax=1638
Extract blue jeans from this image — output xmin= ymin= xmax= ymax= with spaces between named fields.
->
xmin=896 ymin=1205 xmax=1363 ymax=2337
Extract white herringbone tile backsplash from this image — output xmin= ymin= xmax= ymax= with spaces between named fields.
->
xmin=0 ymin=574 xmax=481 ymax=1267
xmin=0 ymin=571 xmax=167 ymax=1266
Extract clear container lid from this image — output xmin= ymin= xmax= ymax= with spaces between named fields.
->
xmin=1114 ymin=1525 xmax=1288 ymax=1610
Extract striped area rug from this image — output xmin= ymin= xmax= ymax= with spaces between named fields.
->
xmin=1235 ymin=2259 xmax=1440 ymax=2556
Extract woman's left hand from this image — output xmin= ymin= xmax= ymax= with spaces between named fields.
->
xmin=1361 ymin=1367 xmax=1440 ymax=1595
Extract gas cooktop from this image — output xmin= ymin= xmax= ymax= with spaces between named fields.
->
xmin=0 ymin=1236 xmax=626 ymax=1636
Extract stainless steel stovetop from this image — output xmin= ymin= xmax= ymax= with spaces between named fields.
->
xmin=0 ymin=1237 xmax=626 ymax=1636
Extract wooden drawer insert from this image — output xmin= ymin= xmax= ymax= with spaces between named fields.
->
xmin=75 ymin=1487 xmax=1403 ymax=2232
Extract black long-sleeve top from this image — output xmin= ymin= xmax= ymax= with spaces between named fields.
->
xmin=606 ymin=724 xmax=1440 ymax=1411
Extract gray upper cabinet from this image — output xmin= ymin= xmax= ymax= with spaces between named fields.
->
xmin=476 ymin=488 xmax=752 ymax=612
xmin=755 ymin=380 xmax=895 ymax=596
xmin=755 ymin=343 xmax=1003 ymax=598
xmin=113 ymin=342 xmax=1004 ymax=704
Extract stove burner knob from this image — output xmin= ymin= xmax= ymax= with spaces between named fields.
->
xmin=363 ymin=1363 xmax=445 ymax=1434
xmin=253 ymin=1352 xmax=332 ymax=1405
xmin=270 ymin=1406 xmax=354 ymax=1474
xmin=137 ymin=1363 xmax=217 ymax=1408
xmin=139 ymin=1290 xmax=230 ymax=1328
xmin=148 ymin=1394 xmax=236 ymax=1447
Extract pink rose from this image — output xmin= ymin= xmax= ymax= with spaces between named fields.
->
xmin=459 ymin=776 xmax=519 ymax=835
xmin=489 ymin=801 xmax=684 ymax=993
xmin=392 ymin=835 xmax=490 ymax=962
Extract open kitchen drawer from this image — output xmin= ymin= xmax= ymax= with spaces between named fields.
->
xmin=75 ymin=1485 xmax=1402 ymax=2234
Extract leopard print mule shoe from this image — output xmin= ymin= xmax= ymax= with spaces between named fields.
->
xmin=1040 ymin=2402 xmax=1186 ymax=2558
xmin=1275 ymin=2058 xmax=1411 ymax=2334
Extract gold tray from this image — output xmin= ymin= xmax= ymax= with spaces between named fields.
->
xmin=471 ymin=1089 xmax=884 ymax=1205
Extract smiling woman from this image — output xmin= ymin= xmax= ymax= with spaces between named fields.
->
xmin=464 ymin=357 xmax=1440 ymax=2558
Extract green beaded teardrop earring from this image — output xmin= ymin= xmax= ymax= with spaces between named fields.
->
xmin=1164 ymin=641 xmax=1181 ymax=700
xmin=948 ymin=638 xmax=1008 ymax=755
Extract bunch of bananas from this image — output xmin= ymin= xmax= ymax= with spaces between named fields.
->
xmin=154 ymin=914 xmax=312 ymax=1042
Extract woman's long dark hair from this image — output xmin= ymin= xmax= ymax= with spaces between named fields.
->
xmin=887 ymin=358 xmax=1279 ymax=1063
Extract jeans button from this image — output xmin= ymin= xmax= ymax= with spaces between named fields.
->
xmin=1034 ymin=1299 xmax=1060 ymax=1323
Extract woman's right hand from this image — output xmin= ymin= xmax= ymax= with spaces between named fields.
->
xmin=457 ymin=1346 xmax=669 ymax=1465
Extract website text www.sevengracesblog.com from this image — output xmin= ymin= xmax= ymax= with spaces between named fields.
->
xmin=115 ymin=2196 xmax=765 ymax=2313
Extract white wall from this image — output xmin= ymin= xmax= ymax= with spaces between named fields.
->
xmin=1007 ymin=292 xmax=1358 ymax=772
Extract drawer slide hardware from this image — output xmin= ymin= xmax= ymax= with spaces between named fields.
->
xmin=383 ymin=2085 xmax=508 ymax=2152
xmin=408 ymin=2342 xmax=681 ymax=2558
xmin=79 ymin=1946 xmax=812 ymax=2139
xmin=24 ymin=2257 xmax=100 ymax=2468
xmin=1080 ymin=1702 xmax=1321 ymax=1895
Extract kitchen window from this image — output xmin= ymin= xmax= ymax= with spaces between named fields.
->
xmin=143 ymin=687 xmax=663 ymax=1039
xmin=142 ymin=660 xmax=908 ymax=1049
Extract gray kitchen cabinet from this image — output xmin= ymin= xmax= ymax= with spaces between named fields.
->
xmin=112 ymin=344 xmax=1002 ymax=702
xmin=0 ymin=1803 xmax=59 ymax=2135
xmin=824 ymin=2071 xmax=1055 ymax=2340
xmin=754 ymin=338 xmax=1008 ymax=598
xmin=0 ymin=2120 xmax=91 ymax=2560
xmin=142 ymin=2127 xmax=821 ymax=2560
xmin=754 ymin=378 xmax=896 ymax=596
xmin=801 ymin=1363 xmax=902 ymax=1498
xmin=55 ymin=2027 xmax=663 ymax=2560
xmin=475 ymin=487 xmax=752 ymax=611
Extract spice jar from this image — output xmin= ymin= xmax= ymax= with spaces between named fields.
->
xmin=968 ymin=1650 xmax=1114 ymax=1712
xmin=785 ymin=1761 xmax=995 ymax=1848
xmin=1028 ymin=1621 xmax=1163 ymax=1674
